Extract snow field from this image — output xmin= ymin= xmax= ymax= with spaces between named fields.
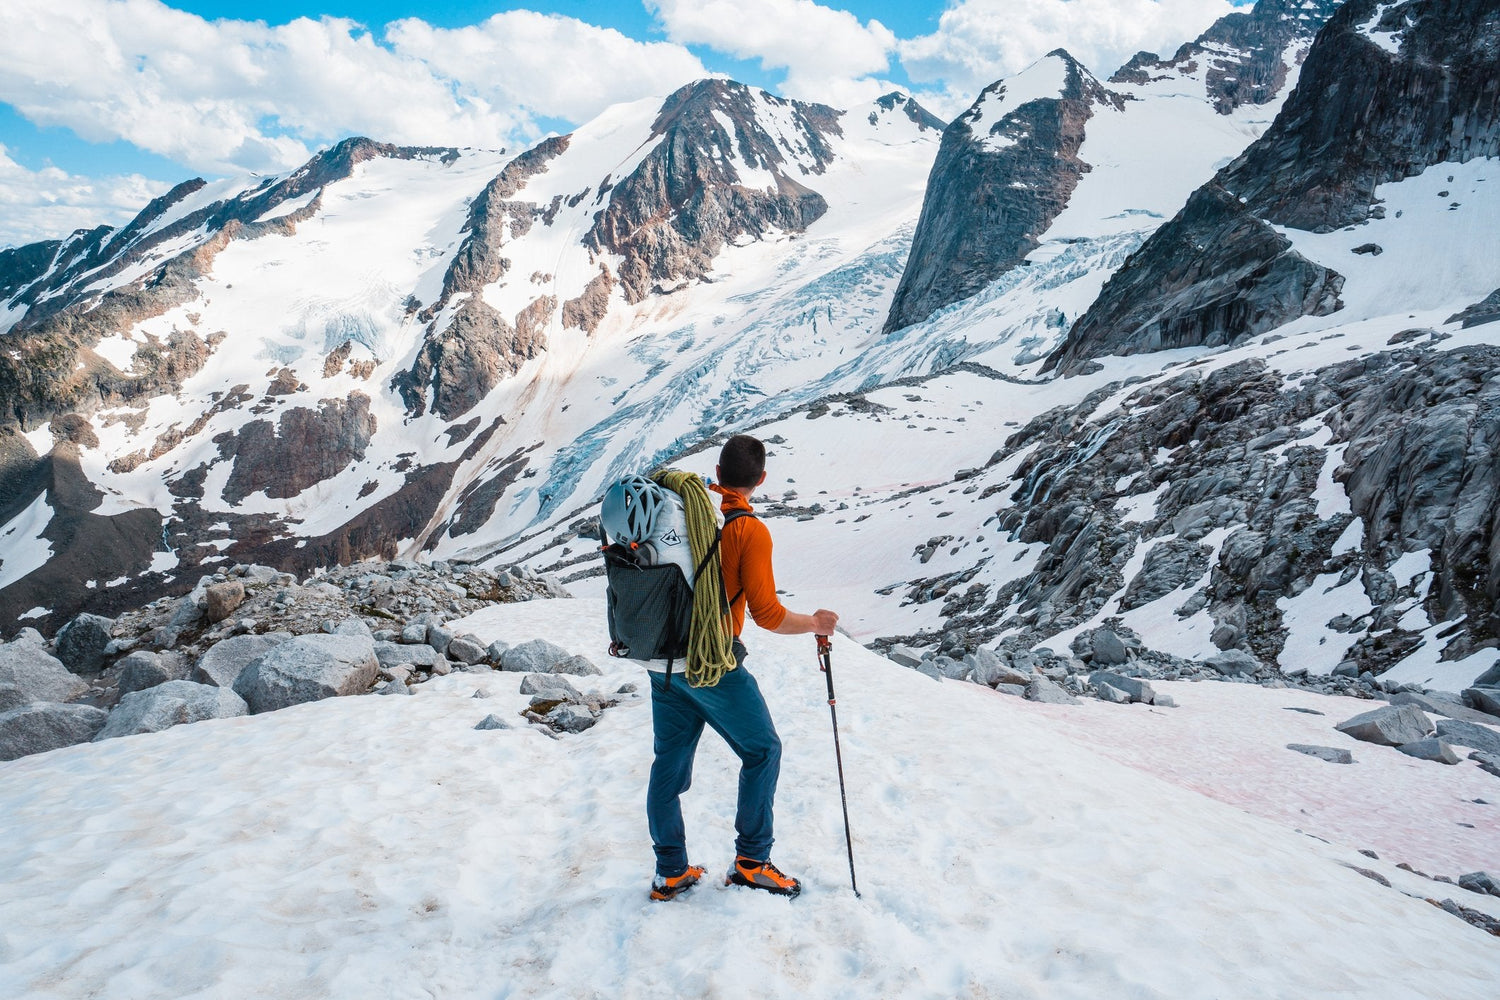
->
xmin=2 ymin=599 xmax=1497 ymax=999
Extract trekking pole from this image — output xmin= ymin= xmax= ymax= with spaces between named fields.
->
xmin=817 ymin=634 xmax=860 ymax=898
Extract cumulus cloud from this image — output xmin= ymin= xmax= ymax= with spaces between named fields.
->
xmin=0 ymin=145 xmax=170 ymax=247
xmin=0 ymin=0 xmax=709 ymax=180
xmin=647 ymin=0 xmax=895 ymax=98
xmin=899 ymin=0 xmax=1237 ymax=97
xmin=387 ymin=11 xmax=708 ymax=124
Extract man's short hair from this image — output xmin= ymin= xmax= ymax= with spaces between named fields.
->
xmin=718 ymin=434 xmax=766 ymax=489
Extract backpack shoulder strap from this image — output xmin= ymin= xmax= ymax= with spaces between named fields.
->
xmin=718 ymin=508 xmax=757 ymax=608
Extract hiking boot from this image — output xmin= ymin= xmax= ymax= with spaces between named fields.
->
xmin=724 ymin=856 xmax=801 ymax=898
xmin=649 ymin=864 xmax=706 ymax=901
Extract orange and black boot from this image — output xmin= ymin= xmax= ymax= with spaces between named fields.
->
xmin=725 ymin=856 xmax=801 ymax=898
xmin=649 ymin=864 xmax=706 ymax=901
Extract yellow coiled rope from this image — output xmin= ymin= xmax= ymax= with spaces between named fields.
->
xmin=653 ymin=468 xmax=737 ymax=687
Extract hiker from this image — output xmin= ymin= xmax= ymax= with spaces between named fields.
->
xmin=646 ymin=434 xmax=838 ymax=901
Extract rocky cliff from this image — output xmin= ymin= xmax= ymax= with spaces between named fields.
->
xmin=1048 ymin=0 xmax=1500 ymax=373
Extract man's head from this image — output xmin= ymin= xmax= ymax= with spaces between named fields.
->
xmin=717 ymin=434 xmax=767 ymax=492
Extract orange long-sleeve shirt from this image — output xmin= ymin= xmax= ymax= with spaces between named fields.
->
xmin=716 ymin=487 xmax=788 ymax=636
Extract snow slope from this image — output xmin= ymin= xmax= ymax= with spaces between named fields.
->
xmin=2 ymin=600 xmax=1496 ymax=998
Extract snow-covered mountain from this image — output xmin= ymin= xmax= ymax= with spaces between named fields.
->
xmin=0 ymin=84 xmax=944 ymax=630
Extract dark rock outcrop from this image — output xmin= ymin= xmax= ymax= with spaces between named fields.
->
xmin=586 ymin=79 xmax=841 ymax=304
xmin=883 ymin=51 xmax=1121 ymax=334
xmin=1111 ymin=0 xmax=1342 ymax=114
xmin=216 ymin=393 xmax=376 ymax=505
xmin=1049 ymin=0 xmax=1500 ymax=372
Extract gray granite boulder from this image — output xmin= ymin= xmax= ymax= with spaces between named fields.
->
xmin=554 ymin=654 xmax=602 ymax=677
xmin=1287 ymin=744 xmax=1353 ymax=764
xmin=192 ymin=633 xmax=292 ymax=688
xmin=500 ymin=639 xmax=575 ymax=674
xmin=378 ymin=677 xmax=412 ymax=696
xmin=328 ymin=618 xmax=372 ymax=639
xmin=1096 ymin=682 xmax=1131 ymax=704
xmin=1206 ymin=650 xmax=1260 ymax=676
xmin=400 ymin=623 xmax=429 ymax=644
xmin=915 ymin=660 xmax=943 ymax=681
xmin=1472 ymin=662 xmax=1500 ymax=687
xmin=1458 ymin=871 xmax=1500 ymax=898
xmin=1090 ymin=629 xmax=1129 ymax=666
xmin=485 ymin=640 xmax=511 ymax=664
xmin=426 ymin=624 xmax=454 ymax=657
xmin=886 ymin=644 xmax=924 ymax=668
xmin=96 ymin=681 xmax=247 ymax=740
xmin=547 ymin=703 xmax=597 ymax=734
xmin=1335 ymin=705 xmax=1434 ymax=747
xmin=0 ymin=703 xmax=108 ymax=760
xmin=475 ymin=713 xmax=512 ymax=731
xmin=519 ymin=673 xmax=582 ymax=702
xmin=116 ymin=651 xmax=188 ymax=696
xmin=1390 ymin=691 xmax=1498 ymax=726
xmin=1473 ymin=750 xmax=1500 ymax=778
xmin=446 ymin=634 xmax=487 ymax=665
xmin=233 ymin=634 xmax=378 ymax=713
xmin=1463 ymin=687 xmax=1500 ymax=719
xmin=1025 ymin=674 xmax=1079 ymax=705
xmin=1396 ymin=738 xmax=1460 ymax=764
xmin=1089 ymin=671 xmax=1155 ymax=705
xmin=1434 ymin=718 xmax=1500 ymax=756
xmin=374 ymin=640 xmax=439 ymax=669
xmin=0 ymin=642 xmax=88 ymax=711
xmin=933 ymin=655 xmax=970 ymax=681
xmin=55 ymin=613 xmax=115 ymax=673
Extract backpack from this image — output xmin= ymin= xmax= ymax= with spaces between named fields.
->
xmin=600 ymin=473 xmax=751 ymax=688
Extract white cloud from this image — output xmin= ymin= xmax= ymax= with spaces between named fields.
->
xmin=386 ymin=11 xmax=708 ymax=124
xmin=899 ymin=0 xmax=1237 ymax=97
xmin=0 ymin=0 xmax=709 ymax=180
xmin=0 ymin=145 xmax=170 ymax=247
xmin=647 ymin=0 xmax=895 ymax=97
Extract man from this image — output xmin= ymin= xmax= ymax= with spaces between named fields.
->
xmin=647 ymin=434 xmax=839 ymax=901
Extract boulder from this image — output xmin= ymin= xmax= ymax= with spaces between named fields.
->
xmin=447 ymin=634 xmax=488 ymax=665
xmin=1334 ymin=705 xmax=1434 ymax=747
xmin=328 ymin=618 xmax=372 ymax=639
xmin=934 ymin=655 xmax=970 ymax=681
xmin=1287 ymin=744 xmax=1353 ymax=764
xmin=547 ymin=703 xmax=597 ymax=734
xmin=1206 ymin=650 xmax=1260 ymax=676
xmin=1090 ymin=629 xmax=1129 ymax=666
xmin=374 ymin=640 xmax=439 ymax=669
xmin=1396 ymin=739 xmax=1461 ymax=764
xmin=193 ymin=633 xmax=291 ymax=688
xmin=399 ymin=623 xmax=429 ymax=644
xmin=1096 ymin=682 xmax=1132 ymax=704
xmin=886 ymin=644 xmax=924 ymax=668
xmin=0 ymin=642 xmax=88 ymax=711
xmin=1472 ymin=661 xmax=1500 ymax=687
xmin=233 ymin=634 xmax=379 ymax=713
xmin=95 ymin=681 xmax=247 ymax=740
xmin=1463 ymin=687 xmax=1500 ymax=719
xmin=203 ymin=581 xmax=246 ymax=623
xmin=915 ymin=661 xmax=943 ymax=681
xmin=1390 ymin=692 xmax=1499 ymax=727
xmin=159 ymin=595 xmax=204 ymax=648
xmin=485 ymin=640 xmax=511 ymax=664
xmin=995 ymin=683 xmax=1027 ymax=698
xmin=116 ymin=651 xmax=187 ymax=696
xmin=1154 ymin=694 xmax=1178 ymax=708
xmin=519 ymin=673 xmax=582 ymax=702
xmin=378 ymin=677 xmax=411 ymax=696
xmin=1089 ymin=670 xmax=1155 ymax=705
xmin=1025 ymin=674 xmax=1079 ymax=705
xmin=1473 ymin=750 xmax=1500 ymax=778
xmin=475 ymin=713 xmax=512 ymax=731
xmin=0 ymin=703 xmax=108 ymax=760
xmin=431 ymin=657 xmax=453 ymax=676
xmin=554 ymin=654 xmax=602 ymax=677
xmin=426 ymin=624 xmax=454 ymax=657
xmin=1434 ymin=719 xmax=1500 ymax=756
xmin=54 ymin=613 xmax=115 ymax=673
xmin=1458 ymin=871 xmax=1500 ymax=898
xmin=500 ymin=639 xmax=576 ymax=674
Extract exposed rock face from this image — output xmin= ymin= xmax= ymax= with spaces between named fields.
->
xmin=216 ymin=394 xmax=376 ymax=504
xmin=561 ymin=266 xmax=615 ymax=334
xmin=586 ymin=79 xmax=841 ymax=304
xmin=1111 ymin=0 xmax=1341 ymax=114
xmin=871 ymin=92 xmax=947 ymax=133
xmin=395 ymin=138 xmax=569 ymax=418
xmin=884 ymin=51 xmax=1121 ymax=334
xmin=1049 ymin=0 xmax=1500 ymax=372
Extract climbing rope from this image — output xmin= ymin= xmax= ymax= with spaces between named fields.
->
xmin=653 ymin=469 xmax=737 ymax=687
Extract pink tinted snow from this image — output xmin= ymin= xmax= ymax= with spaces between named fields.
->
xmin=1023 ymin=681 xmax=1499 ymax=874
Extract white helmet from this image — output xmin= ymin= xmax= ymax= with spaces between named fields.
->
xmin=600 ymin=475 xmax=665 ymax=545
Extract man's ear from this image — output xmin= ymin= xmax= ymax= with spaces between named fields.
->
xmin=715 ymin=464 xmax=722 ymax=482
xmin=756 ymin=470 xmax=767 ymax=488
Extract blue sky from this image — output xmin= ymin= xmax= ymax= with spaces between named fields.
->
xmin=0 ymin=1 xmax=1246 ymax=246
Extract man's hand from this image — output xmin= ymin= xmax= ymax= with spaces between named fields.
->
xmin=772 ymin=608 xmax=841 ymax=636
xmin=811 ymin=609 xmax=839 ymax=635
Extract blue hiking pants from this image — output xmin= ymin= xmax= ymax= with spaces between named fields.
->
xmin=647 ymin=645 xmax=782 ymax=877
